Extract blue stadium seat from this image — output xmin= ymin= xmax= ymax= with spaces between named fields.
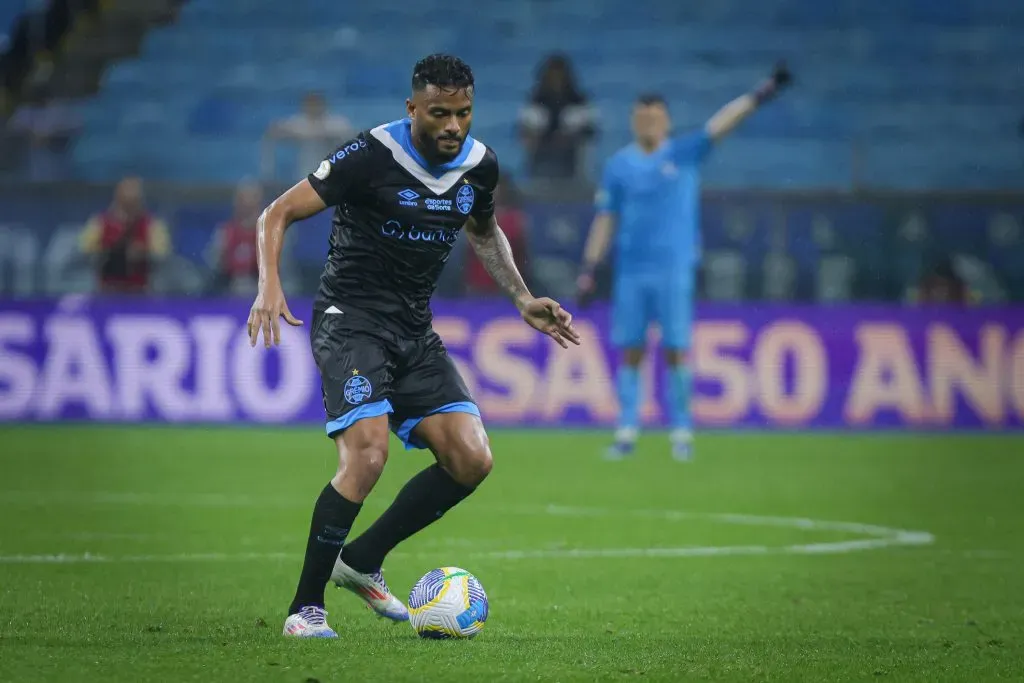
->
xmin=0 ymin=1 xmax=28 ymax=44
xmin=65 ymin=0 xmax=1024 ymax=188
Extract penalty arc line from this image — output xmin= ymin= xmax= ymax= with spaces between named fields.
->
xmin=0 ymin=537 xmax=930 ymax=565
xmin=0 ymin=490 xmax=939 ymax=541
xmin=0 ymin=501 xmax=935 ymax=564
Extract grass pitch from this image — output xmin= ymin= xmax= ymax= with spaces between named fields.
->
xmin=1 ymin=426 xmax=1022 ymax=682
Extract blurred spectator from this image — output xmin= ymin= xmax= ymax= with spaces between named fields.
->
xmin=5 ymin=90 xmax=81 ymax=181
xmin=465 ymin=177 xmax=528 ymax=295
xmin=207 ymin=181 xmax=263 ymax=295
xmin=518 ymin=53 xmax=597 ymax=181
xmin=261 ymin=91 xmax=355 ymax=180
xmin=79 ymin=177 xmax=170 ymax=294
xmin=912 ymin=256 xmax=971 ymax=305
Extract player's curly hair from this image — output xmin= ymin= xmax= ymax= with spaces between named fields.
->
xmin=412 ymin=54 xmax=474 ymax=94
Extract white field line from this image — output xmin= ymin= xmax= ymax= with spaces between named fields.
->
xmin=0 ymin=493 xmax=935 ymax=564
xmin=0 ymin=536 xmax=933 ymax=565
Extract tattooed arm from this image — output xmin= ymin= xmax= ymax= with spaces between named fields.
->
xmin=464 ymin=214 xmax=532 ymax=311
xmin=464 ymin=215 xmax=581 ymax=348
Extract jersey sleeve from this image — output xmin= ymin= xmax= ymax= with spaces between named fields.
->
xmin=469 ymin=148 xmax=500 ymax=221
xmin=670 ymin=130 xmax=713 ymax=166
xmin=306 ymin=133 xmax=374 ymax=207
xmin=594 ymin=159 xmax=623 ymax=216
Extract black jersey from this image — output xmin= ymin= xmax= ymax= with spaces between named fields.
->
xmin=306 ymin=118 xmax=499 ymax=338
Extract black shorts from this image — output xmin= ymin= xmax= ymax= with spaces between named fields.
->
xmin=310 ymin=309 xmax=478 ymax=449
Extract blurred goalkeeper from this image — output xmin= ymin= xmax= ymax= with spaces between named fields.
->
xmin=577 ymin=63 xmax=792 ymax=461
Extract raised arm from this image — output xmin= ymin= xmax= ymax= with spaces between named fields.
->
xmin=465 ymin=214 xmax=581 ymax=348
xmin=705 ymin=62 xmax=792 ymax=141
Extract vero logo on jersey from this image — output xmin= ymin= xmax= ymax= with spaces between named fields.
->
xmin=330 ymin=138 xmax=368 ymax=163
xmin=398 ymin=189 xmax=420 ymax=207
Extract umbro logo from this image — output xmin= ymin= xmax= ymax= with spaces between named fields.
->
xmin=398 ymin=189 xmax=420 ymax=206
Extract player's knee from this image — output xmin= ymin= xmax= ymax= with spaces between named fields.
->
xmin=346 ymin=430 xmax=389 ymax=478
xmin=452 ymin=445 xmax=493 ymax=487
xmin=334 ymin=421 xmax=390 ymax=499
xmin=444 ymin=433 xmax=493 ymax=487
xmin=334 ymin=441 xmax=388 ymax=500
xmin=357 ymin=444 xmax=389 ymax=480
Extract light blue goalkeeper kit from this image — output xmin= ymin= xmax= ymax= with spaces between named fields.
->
xmin=594 ymin=129 xmax=713 ymax=434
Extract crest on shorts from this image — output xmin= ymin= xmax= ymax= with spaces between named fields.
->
xmin=314 ymin=159 xmax=331 ymax=180
xmin=344 ymin=370 xmax=372 ymax=405
xmin=456 ymin=184 xmax=475 ymax=215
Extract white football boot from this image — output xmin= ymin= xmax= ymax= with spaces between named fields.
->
xmin=282 ymin=606 xmax=338 ymax=638
xmin=331 ymin=557 xmax=410 ymax=622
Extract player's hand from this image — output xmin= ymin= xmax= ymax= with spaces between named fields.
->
xmin=248 ymin=282 xmax=303 ymax=348
xmin=753 ymin=61 xmax=793 ymax=105
xmin=520 ymin=297 xmax=582 ymax=349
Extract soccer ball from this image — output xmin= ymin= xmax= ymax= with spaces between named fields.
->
xmin=408 ymin=566 xmax=489 ymax=639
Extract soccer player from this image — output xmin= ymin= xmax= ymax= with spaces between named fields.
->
xmin=247 ymin=54 xmax=581 ymax=638
xmin=577 ymin=63 xmax=792 ymax=462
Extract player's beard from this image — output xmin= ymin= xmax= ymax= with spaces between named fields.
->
xmin=415 ymin=126 xmax=463 ymax=164
xmin=433 ymin=134 xmax=463 ymax=162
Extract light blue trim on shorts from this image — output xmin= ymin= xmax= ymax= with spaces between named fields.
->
xmin=396 ymin=401 xmax=481 ymax=450
xmin=325 ymin=399 xmax=394 ymax=438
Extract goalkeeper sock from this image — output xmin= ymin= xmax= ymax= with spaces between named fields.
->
xmin=617 ymin=364 xmax=641 ymax=432
xmin=667 ymin=364 xmax=693 ymax=431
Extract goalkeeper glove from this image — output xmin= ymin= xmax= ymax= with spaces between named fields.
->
xmin=753 ymin=61 xmax=793 ymax=104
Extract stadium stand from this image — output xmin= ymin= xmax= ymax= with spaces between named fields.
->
xmin=60 ymin=0 xmax=1024 ymax=189
xmin=0 ymin=2 xmax=30 ymax=47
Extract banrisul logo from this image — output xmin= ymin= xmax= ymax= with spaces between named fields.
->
xmin=398 ymin=189 xmax=420 ymax=207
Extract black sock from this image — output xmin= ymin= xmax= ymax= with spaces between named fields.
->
xmin=341 ymin=464 xmax=474 ymax=573
xmin=288 ymin=483 xmax=362 ymax=615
